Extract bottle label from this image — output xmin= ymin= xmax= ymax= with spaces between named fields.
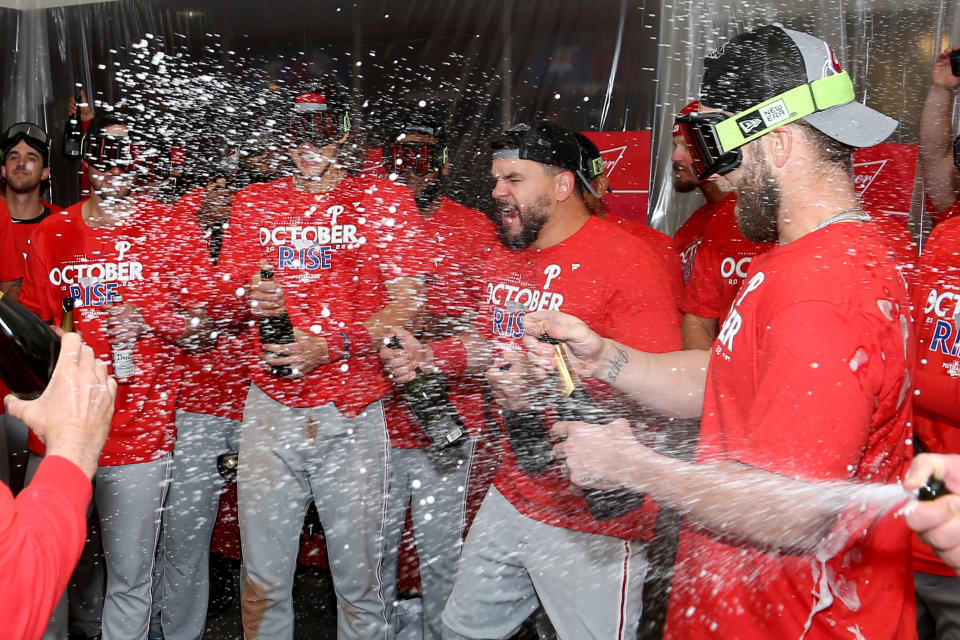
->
xmin=424 ymin=415 xmax=462 ymax=447
xmin=112 ymin=342 xmax=135 ymax=380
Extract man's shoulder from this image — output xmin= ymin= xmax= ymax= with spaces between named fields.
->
xmin=925 ymin=215 xmax=960 ymax=256
xmin=755 ymin=225 xmax=905 ymax=307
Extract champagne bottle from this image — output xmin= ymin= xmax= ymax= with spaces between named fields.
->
xmin=110 ymin=294 xmax=135 ymax=383
xmin=536 ymin=332 xmax=645 ymax=521
xmin=63 ymin=85 xmax=84 ymax=158
xmin=388 ymin=336 xmax=466 ymax=447
xmin=61 ymin=296 xmax=75 ymax=332
xmin=502 ymin=405 xmax=555 ymax=474
xmin=217 ymin=451 xmax=239 ymax=482
xmin=258 ymin=268 xmax=295 ymax=377
xmin=917 ymin=475 xmax=951 ymax=501
xmin=555 ymin=386 xmax=646 ymax=522
xmin=0 ymin=291 xmax=61 ymax=399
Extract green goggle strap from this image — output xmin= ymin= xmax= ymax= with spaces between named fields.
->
xmin=714 ymin=71 xmax=855 ymax=153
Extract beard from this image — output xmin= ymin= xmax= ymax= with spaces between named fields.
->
xmin=735 ymin=146 xmax=781 ymax=244
xmin=497 ymin=195 xmax=550 ymax=250
xmin=414 ymin=176 xmax=443 ymax=212
xmin=5 ymin=172 xmax=42 ymax=194
xmin=672 ymin=163 xmax=697 ymax=193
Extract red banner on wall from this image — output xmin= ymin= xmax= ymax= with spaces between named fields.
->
xmin=580 ymin=130 xmax=652 ymax=224
xmin=853 ymin=143 xmax=918 ymax=227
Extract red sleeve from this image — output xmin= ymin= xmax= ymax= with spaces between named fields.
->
xmin=0 ymin=212 xmax=24 ymax=282
xmin=680 ymin=222 xmax=724 ymax=319
xmin=0 ymin=456 xmax=91 ymax=640
xmin=737 ymin=302 xmax=878 ymax=478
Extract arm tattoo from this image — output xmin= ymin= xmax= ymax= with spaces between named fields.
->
xmin=606 ymin=345 xmax=628 ymax=384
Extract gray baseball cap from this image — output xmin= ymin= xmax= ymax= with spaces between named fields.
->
xmin=700 ymin=24 xmax=897 ymax=148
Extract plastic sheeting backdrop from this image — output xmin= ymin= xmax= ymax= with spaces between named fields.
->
xmin=0 ymin=0 xmax=956 ymax=231
xmin=0 ymin=0 xmax=658 ymax=214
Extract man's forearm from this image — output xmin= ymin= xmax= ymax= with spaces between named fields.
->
xmin=920 ymin=85 xmax=960 ymax=212
xmin=625 ymin=450 xmax=845 ymax=553
xmin=362 ymin=276 xmax=425 ymax=349
xmin=593 ymin=339 xmax=708 ymax=419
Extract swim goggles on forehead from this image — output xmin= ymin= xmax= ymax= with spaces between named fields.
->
xmin=83 ymin=133 xmax=138 ymax=172
xmin=674 ymin=71 xmax=856 ymax=180
xmin=287 ymin=107 xmax=351 ymax=147
xmin=382 ymin=141 xmax=447 ymax=175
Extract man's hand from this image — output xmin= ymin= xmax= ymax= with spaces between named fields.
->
xmin=68 ymin=89 xmax=95 ymax=122
xmin=4 ymin=332 xmax=116 ymax=479
xmin=104 ymin=298 xmax=145 ymax=345
xmin=379 ymin=328 xmax=433 ymax=384
xmin=261 ymin=328 xmax=329 ymax=379
xmin=522 ymin=310 xmax=608 ymax=379
xmin=249 ymin=260 xmax=287 ymax=318
xmin=551 ymin=418 xmax=642 ymax=491
xmin=932 ymin=46 xmax=960 ymax=91
xmin=904 ymin=453 xmax=960 ymax=574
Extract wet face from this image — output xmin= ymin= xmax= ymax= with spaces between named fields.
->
xmin=289 ymin=132 xmax=348 ymax=179
xmin=490 ymin=157 xmax=554 ymax=250
xmin=731 ymin=140 xmax=781 ymax=243
xmin=392 ymin=132 xmax=444 ymax=210
xmin=85 ymin=124 xmax=137 ymax=201
xmin=2 ymin=140 xmax=48 ymax=194
xmin=671 ymin=134 xmax=699 ymax=193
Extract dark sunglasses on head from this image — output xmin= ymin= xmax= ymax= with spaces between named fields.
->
xmin=383 ymin=142 xmax=447 ymax=176
xmin=84 ymin=133 xmax=138 ymax=173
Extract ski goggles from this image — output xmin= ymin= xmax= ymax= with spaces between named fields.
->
xmin=287 ymin=107 xmax=351 ymax=147
xmin=382 ymin=141 xmax=447 ymax=175
xmin=674 ymin=71 xmax=856 ymax=179
xmin=83 ymin=132 xmax=138 ymax=173
xmin=0 ymin=122 xmax=51 ymax=158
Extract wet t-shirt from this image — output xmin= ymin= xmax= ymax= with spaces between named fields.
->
xmin=681 ymin=200 xmax=774 ymax=324
xmin=909 ymin=214 xmax=960 ymax=576
xmin=666 ymin=222 xmax=915 ymax=639
xmin=385 ymin=197 xmax=497 ymax=449
xmin=20 ymin=199 xmax=197 ymax=465
xmin=217 ymin=175 xmax=432 ymax=417
xmin=479 ymin=215 xmax=682 ymax=541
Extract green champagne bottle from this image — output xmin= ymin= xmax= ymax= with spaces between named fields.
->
xmin=389 ymin=336 xmax=466 ymax=448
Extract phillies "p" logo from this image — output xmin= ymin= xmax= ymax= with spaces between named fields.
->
xmin=115 ymin=240 xmax=132 ymax=262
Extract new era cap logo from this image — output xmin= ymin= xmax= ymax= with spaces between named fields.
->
xmin=738 ymin=117 xmax=763 ymax=134
xmin=735 ymin=99 xmax=793 ymax=137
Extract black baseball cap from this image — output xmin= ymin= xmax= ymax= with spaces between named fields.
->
xmin=1 ymin=122 xmax=50 ymax=165
xmin=492 ymin=120 xmax=595 ymax=193
xmin=700 ymin=24 xmax=897 ymax=148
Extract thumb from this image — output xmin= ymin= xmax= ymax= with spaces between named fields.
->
xmin=4 ymin=393 xmax=26 ymax=423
